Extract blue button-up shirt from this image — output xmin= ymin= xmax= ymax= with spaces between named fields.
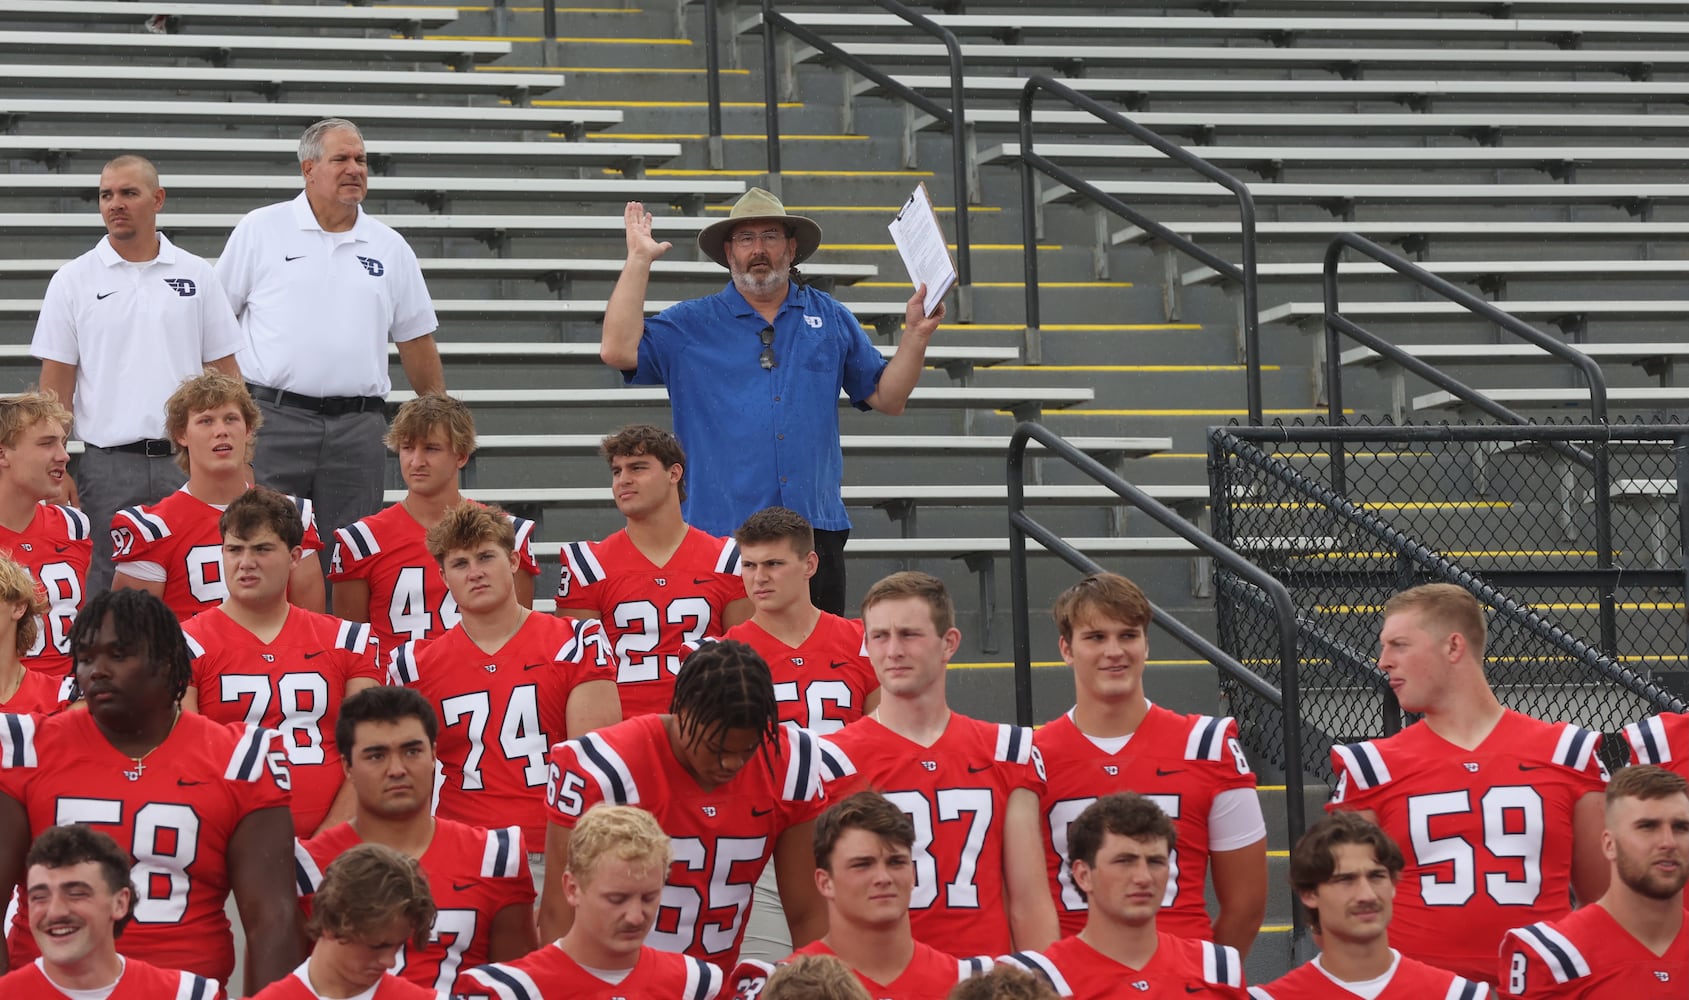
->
xmin=629 ymin=280 xmax=887 ymax=534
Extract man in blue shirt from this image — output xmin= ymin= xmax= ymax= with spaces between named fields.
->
xmin=599 ymin=189 xmax=945 ymax=615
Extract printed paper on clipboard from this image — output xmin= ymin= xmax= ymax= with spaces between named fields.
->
xmin=887 ymin=182 xmax=958 ymax=317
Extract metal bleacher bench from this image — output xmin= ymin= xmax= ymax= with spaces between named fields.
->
xmin=0 ymin=64 xmax=565 ymax=103
xmin=7 ymin=175 xmax=741 ymax=216
xmin=0 ymin=101 xmax=623 ymax=140
xmin=984 ymin=142 xmax=1689 ymax=176
xmin=1183 ymin=259 xmax=1689 ymax=293
xmin=0 ymin=214 xmax=717 ymax=250
xmin=0 ymin=30 xmax=510 ymax=72
xmin=1414 ymin=386 xmax=1689 ymax=415
xmin=0 ymin=137 xmax=678 ymax=178
xmin=388 ymin=386 xmax=1093 ymax=422
xmin=0 ymin=2 xmax=458 ymax=35
xmin=1342 ymin=342 xmax=1689 ymax=421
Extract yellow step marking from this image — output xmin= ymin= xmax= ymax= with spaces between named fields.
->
xmin=1049 ymin=408 xmax=1349 ymax=416
xmin=996 ymin=364 xmax=1281 ymax=373
xmin=532 ymin=99 xmax=802 ymax=108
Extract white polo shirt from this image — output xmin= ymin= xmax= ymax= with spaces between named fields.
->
xmin=31 ymin=233 xmax=246 ymax=448
xmin=215 ymin=192 xmax=437 ymax=398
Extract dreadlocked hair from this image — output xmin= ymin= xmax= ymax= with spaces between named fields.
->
xmin=66 ymin=589 xmax=193 ymax=706
xmin=670 ymin=639 xmax=782 ymax=766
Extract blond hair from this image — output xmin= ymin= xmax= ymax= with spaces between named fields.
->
xmin=568 ymin=804 xmax=673 ymax=884
xmin=163 ymin=369 xmax=261 ymax=473
xmin=385 ymin=393 xmax=475 ymax=457
xmin=861 ymin=570 xmax=954 ymax=636
xmin=424 ymin=501 xmax=514 ymax=562
xmin=1382 ymin=583 xmax=1487 ymax=658
xmin=1051 ymin=572 xmax=1151 ymax=640
xmin=0 ymin=391 xmax=72 ymax=450
xmin=762 ymin=954 xmax=871 ymax=1000
xmin=0 ymin=555 xmax=46 ymax=657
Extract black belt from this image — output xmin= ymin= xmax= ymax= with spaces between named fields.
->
xmin=246 ymin=382 xmax=385 ymax=417
xmin=101 ymin=439 xmax=175 ymax=458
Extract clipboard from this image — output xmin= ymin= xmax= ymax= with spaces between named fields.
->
xmin=888 ymin=181 xmax=958 ymax=317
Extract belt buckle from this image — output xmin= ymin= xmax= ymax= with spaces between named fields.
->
xmin=143 ymin=439 xmax=173 ymax=458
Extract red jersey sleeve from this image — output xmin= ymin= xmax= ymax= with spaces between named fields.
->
xmin=1499 ymin=924 xmax=1586 ymax=998
xmin=544 ymin=730 xmax=619 ymax=829
xmin=1625 ymin=711 xmax=1689 ymax=778
xmin=555 ymin=540 xmax=607 ymax=610
xmin=509 ymin=512 xmax=541 ymax=577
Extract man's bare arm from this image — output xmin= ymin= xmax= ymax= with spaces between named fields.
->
xmin=208 ymin=354 xmax=241 ymax=380
xmin=536 ymin=822 xmax=575 ymax=942
xmin=600 ymin=201 xmax=670 ymax=371
xmin=229 ymin=806 xmax=308 ymax=993
xmin=396 ymin=334 xmax=445 ymax=396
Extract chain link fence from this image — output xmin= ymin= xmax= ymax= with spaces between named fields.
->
xmin=1209 ymin=418 xmax=1689 ymax=782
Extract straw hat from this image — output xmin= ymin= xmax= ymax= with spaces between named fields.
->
xmin=696 ymin=188 xmax=823 ymax=268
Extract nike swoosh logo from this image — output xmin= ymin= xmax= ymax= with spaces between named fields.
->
xmin=693 ymin=577 xmax=715 ymax=585
xmin=967 ymin=764 xmax=992 ymax=774
xmin=523 ymin=662 xmax=546 ymax=671
xmin=303 ymin=651 xmax=326 ymax=659
xmin=1156 ymin=767 xmax=1185 ymax=777
xmin=1518 ymin=763 xmax=1546 ymax=771
xmin=451 ymin=881 xmax=475 ymax=892
xmin=284 ymin=255 xmax=306 ymax=262
xmin=96 ymin=291 xmax=116 ymax=300
xmin=1185 ymin=987 xmax=1204 ymax=994
xmin=176 ymin=778 xmax=206 ymax=787
xmin=751 ymin=806 xmax=773 ymax=817
xmin=827 ymin=660 xmax=850 ymax=670
xmin=53 ymin=545 xmax=69 ymax=554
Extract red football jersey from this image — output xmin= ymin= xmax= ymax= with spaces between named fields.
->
xmin=1327 ymin=711 xmax=1609 ymax=984
xmin=0 ymin=956 xmax=217 ymax=999
xmin=819 ymin=714 xmax=1045 ymax=958
xmin=250 ymin=964 xmax=434 ymax=999
xmin=1036 ymin=707 xmax=1259 ymax=940
xmin=731 ymin=940 xmax=991 ymax=1000
xmin=390 ymin=611 xmax=613 ymax=848
xmin=544 ymin=713 xmax=829 ymax=971
xmin=297 ymin=819 xmax=534 ymax=994
xmin=556 ymin=527 xmax=743 ymax=718
xmin=724 ymin=614 xmax=876 ymax=735
xmin=0 ymin=710 xmax=291 ymax=984
xmin=454 ymin=940 xmax=724 ymax=999
xmin=1006 ymin=933 xmax=1246 ymax=999
xmin=110 ymin=486 xmax=323 ymax=621
xmin=1500 ymin=903 xmax=1689 ymax=998
xmin=184 ymin=607 xmax=383 ymax=836
xmin=0 ymin=669 xmax=67 ymax=714
xmin=328 ymin=502 xmax=540 ymax=653
xmin=0 ymin=502 xmax=90 ymax=679
xmin=1625 ymin=711 xmax=1689 ymax=780
xmin=1250 ymin=951 xmax=1491 ymax=999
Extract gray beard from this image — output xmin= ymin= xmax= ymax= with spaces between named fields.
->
xmin=731 ymin=265 xmax=788 ymax=299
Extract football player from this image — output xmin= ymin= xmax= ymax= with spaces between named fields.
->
xmin=329 ymin=393 xmax=539 ymax=652
xmin=539 ymin=639 xmax=828 ymax=971
xmin=0 ymin=390 xmax=89 ymax=680
xmin=111 ymin=370 xmax=324 ymax=619
xmin=555 ymin=425 xmax=751 ymax=718
xmin=0 ymin=555 xmax=68 ymax=713
xmin=1327 ymin=584 xmax=1608 ymax=984
xmin=183 ymin=486 xmax=383 ymax=837
xmin=1001 ymin=793 xmax=1246 ymax=999
xmin=0 ymin=824 xmax=216 ymax=998
xmin=731 ymin=791 xmax=993 ymax=1000
xmin=1625 ymin=710 xmax=1689 ymax=780
xmin=819 ymin=571 xmax=1057 ymax=957
xmin=455 ymin=804 xmax=724 ymax=999
xmin=1249 ymin=812 xmax=1490 ymax=999
xmin=0 ymin=588 xmax=302 ymax=992
xmin=297 ymin=686 xmax=538 ymax=993
xmin=389 ymin=502 xmax=619 ymax=867
xmin=1035 ymin=572 xmax=1266 ymax=952
xmin=1499 ymin=764 xmax=1689 ymax=997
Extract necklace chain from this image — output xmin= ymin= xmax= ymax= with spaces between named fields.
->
xmin=121 ymin=707 xmax=181 ymax=781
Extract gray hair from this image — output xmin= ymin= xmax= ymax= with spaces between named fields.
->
xmin=298 ymin=119 xmax=364 ymax=164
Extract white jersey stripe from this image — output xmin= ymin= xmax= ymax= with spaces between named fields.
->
xmin=226 ymin=725 xmax=268 ymax=782
xmin=55 ymin=504 xmax=92 ymax=541
xmin=816 ymin=735 xmax=855 ymax=782
xmin=0 ymin=713 xmax=38 ymax=768
xmin=1203 ymin=941 xmax=1242 ymax=987
xmin=715 ymin=539 xmax=741 ymax=575
xmin=466 ymin=962 xmax=540 ymax=1000
xmin=293 ymin=839 xmax=324 ymax=897
xmin=574 ymin=731 xmax=640 ymax=804
xmin=1004 ymin=951 xmax=1073 ymax=997
xmin=481 ymin=825 xmax=522 ymax=878
xmin=1627 ymin=715 xmax=1671 ymax=765
xmin=117 ymin=505 xmax=169 ymax=541
xmin=1444 ymin=976 xmax=1489 ymax=999
xmin=1334 ymin=740 xmax=1391 ymax=790
xmin=183 ymin=632 xmax=205 ymax=659
xmin=1515 ymin=922 xmax=1590 ymax=983
xmin=388 ymin=642 xmax=420 ymax=685
xmin=685 ymin=955 xmax=722 ymax=1000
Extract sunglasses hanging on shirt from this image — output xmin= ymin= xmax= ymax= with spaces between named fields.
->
xmin=759 ymin=326 xmax=777 ymax=370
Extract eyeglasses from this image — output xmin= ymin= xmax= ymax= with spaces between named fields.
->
xmin=730 ymin=229 xmax=790 ymax=248
xmin=759 ymin=326 xmax=776 ymax=370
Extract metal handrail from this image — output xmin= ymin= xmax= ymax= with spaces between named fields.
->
xmin=1007 ymin=420 xmax=1306 ymax=945
xmin=1017 ymin=75 xmax=1262 ymax=424
xmin=1321 ymin=234 xmax=1617 ymax=652
xmin=722 ymin=0 xmax=973 ymax=318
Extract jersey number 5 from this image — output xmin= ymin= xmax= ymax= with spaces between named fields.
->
xmin=1407 ymin=786 xmax=1545 ymax=906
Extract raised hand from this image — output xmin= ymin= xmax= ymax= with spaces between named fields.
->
xmin=624 ymin=200 xmax=673 ymax=264
xmin=905 ymin=283 xmax=946 ymax=338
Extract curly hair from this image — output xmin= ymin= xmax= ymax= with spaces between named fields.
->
xmin=424 ymin=501 xmax=514 ymax=562
xmin=25 ymin=823 xmax=138 ymax=940
xmin=600 ymin=424 xmax=686 ymax=502
xmin=670 ymin=639 xmax=781 ymax=770
xmin=66 ymin=589 xmax=192 ymax=706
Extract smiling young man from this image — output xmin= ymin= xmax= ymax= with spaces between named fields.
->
xmin=389 ymin=502 xmax=620 ymax=872
xmin=296 ymin=685 xmax=539 ymax=994
xmin=1499 ymin=765 xmax=1689 ymax=997
xmin=1249 ymin=812 xmax=1490 ymax=1000
xmin=456 ymin=804 xmax=724 ymax=998
xmin=0 ymin=588 xmax=302 ymax=993
xmin=539 ymin=639 xmax=829 ymax=972
xmin=555 ymin=424 xmax=751 ymax=718
xmin=181 ymin=486 xmax=383 ymax=837
xmin=819 ymin=571 xmax=1057 ymax=959
xmin=1035 ymin=572 xmax=1266 ymax=953
xmin=0 ymin=823 xmax=217 ymax=998
xmin=0 ymin=391 xmax=90 ymax=680
xmin=1327 ymin=584 xmax=1609 ymax=985
xmin=1002 ymin=793 xmax=1247 ymax=999
xmin=731 ymin=791 xmax=994 ymax=1000
xmin=330 ymin=394 xmax=539 ymax=653
xmin=254 ymin=843 xmax=436 ymax=1000
xmin=111 ymin=370 xmax=325 ymax=620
